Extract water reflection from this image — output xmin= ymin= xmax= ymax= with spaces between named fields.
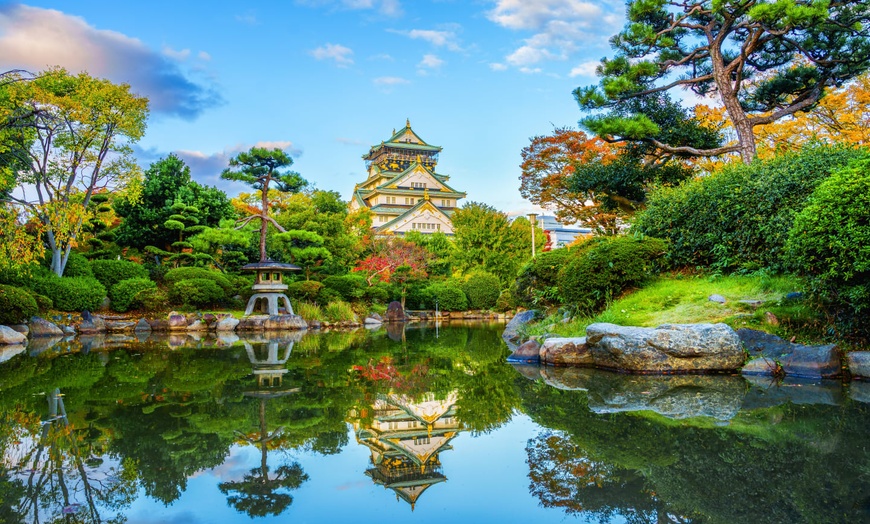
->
xmin=2 ymin=325 xmax=870 ymax=523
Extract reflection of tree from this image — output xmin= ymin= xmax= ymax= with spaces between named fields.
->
xmin=13 ymin=389 xmax=136 ymax=524
xmin=219 ymin=399 xmax=309 ymax=518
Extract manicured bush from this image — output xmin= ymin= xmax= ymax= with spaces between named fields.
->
xmin=634 ymin=144 xmax=870 ymax=272
xmin=110 ymin=278 xmax=157 ymax=312
xmin=362 ymin=283 xmax=392 ymax=304
xmin=227 ymin=274 xmax=255 ymax=301
xmin=134 ymin=288 xmax=169 ymax=312
xmin=322 ymin=274 xmax=366 ymax=301
xmin=286 ymin=281 xmax=324 ymax=302
xmin=494 ymin=289 xmax=515 ymax=312
xmin=168 ymin=278 xmax=225 ymax=307
xmin=29 ymin=293 xmax=53 ymax=312
xmin=62 ymin=252 xmax=94 ymax=278
xmin=90 ymin=259 xmax=149 ymax=290
xmin=0 ymin=284 xmax=39 ymax=325
xmin=324 ymin=300 xmax=356 ymax=322
xmin=163 ymin=267 xmax=232 ymax=295
xmin=787 ymin=158 xmax=870 ymax=336
xmin=513 ymin=248 xmax=575 ymax=307
xmin=31 ymin=276 xmax=107 ymax=312
xmin=461 ymin=271 xmax=501 ymax=310
xmin=425 ymin=282 xmax=468 ymax=311
xmin=559 ymin=236 xmax=666 ymax=314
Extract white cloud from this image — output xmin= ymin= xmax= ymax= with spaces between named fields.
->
xmin=569 ymin=60 xmax=599 ymax=78
xmin=419 ymin=54 xmax=444 ymax=69
xmin=486 ymin=0 xmax=622 ymax=72
xmin=389 ymin=28 xmax=462 ymax=51
xmin=489 ymin=62 xmax=508 ymax=71
xmin=0 ymin=4 xmax=221 ymax=119
xmin=310 ymin=43 xmax=354 ymax=67
xmin=162 ymin=46 xmax=191 ymax=61
xmin=373 ymin=76 xmax=410 ymax=86
xmin=298 ymin=0 xmax=402 ymax=17
xmin=519 ymin=67 xmax=542 ymax=74
xmin=198 ymin=51 xmax=212 ymax=61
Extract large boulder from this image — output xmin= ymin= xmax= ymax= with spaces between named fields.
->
xmin=105 ymin=320 xmax=136 ymax=333
xmin=237 ymin=316 xmax=268 ymax=331
xmin=29 ymin=317 xmax=64 ymax=337
xmin=264 ymin=315 xmax=308 ymax=331
xmin=737 ymin=328 xmax=841 ymax=379
xmin=540 ymin=337 xmax=592 ymax=367
xmin=384 ymin=301 xmax=407 ymax=322
xmin=364 ymin=313 xmax=384 ymax=325
xmin=167 ymin=312 xmax=189 ymax=331
xmin=77 ymin=314 xmax=107 ymax=334
xmin=502 ymin=310 xmax=538 ymax=344
xmin=215 ymin=316 xmax=240 ymax=332
xmin=847 ymin=351 xmax=870 ymax=379
xmin=0 ymin=325 xmax=27 ymax=345
xmin=506 ymin=339 xmax=541 ymax=363
xmin=585 ymin=322 xmax=744 ymax=373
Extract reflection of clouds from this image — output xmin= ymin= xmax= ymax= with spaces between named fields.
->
xmin=128 ymin=511 xmax=204 ymax=524
xmin=335 ymin=480 xmax=370 ymax=491
xmin=192 ymin=446 xmax=257 ymax=483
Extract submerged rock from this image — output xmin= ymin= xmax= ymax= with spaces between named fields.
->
xmin=585 ymin=322 xmax=744 ymax=373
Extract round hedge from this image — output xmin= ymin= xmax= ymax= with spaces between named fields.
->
xmin=425 ymin=282 xmax=468 ymax=311
xmin=164 ymin=267 xmax=232 ymax=295
xmin=559 ymin=236 xmax=666 ymax=314
xmin=462 ymin=272 xmax=501 ymax=310
xmin=169 ymin=278 xmax=225 ymax=307
xmin=513 ymin=248 xmax=574 ymax=308
xmin=322 ymin=274 xmax=366 ymax=301
xmin=135 ymin=288 xmax=169 ymax=312
xmin=90 ymin=259 xmax=149 ymax=290
xmin=110 ymin=278 xmax=157 ymax=312
xmin=62 ymin=252 xmax=94 ymax=278
xmin=31 ymin=276 xmax=106 ymax=312
xmin=286 ymin=281 xmax=324 ymax=302
xmin=0 ymin=284 xmax=39 ymax=325
xmin=787 ymin=158 xmax=870 ymax=333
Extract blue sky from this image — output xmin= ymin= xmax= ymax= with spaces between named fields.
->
xmin=0 ymin=0 xmax=627 ymax=214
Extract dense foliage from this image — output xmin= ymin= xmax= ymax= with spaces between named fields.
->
xmin=31 ymin=275 xmax=106 ymax=312
xmin=169 ymin=278 xmax=225 ymax=307
xmin=634 ymin=145 xmax=869 ymax=272
xmin=90 ymin=259 xmax=150 ymax=290
xmin=787 ymin=157 xmax=870 ymax=337
xmin=462 ymin=272 xmax=501 ymax=310
xmin=0 ymin=284 xmax=38 ymax=325
xmin=559 ymin=236 xmax=666 ymax=313
xmin=110 ymin=278 xmax=158 ymax=313
xmin=514 ymin=248 xmax=574 ymax=308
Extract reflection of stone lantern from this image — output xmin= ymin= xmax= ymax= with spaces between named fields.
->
xmin=241 ymin=259 xmax=301 ymax=316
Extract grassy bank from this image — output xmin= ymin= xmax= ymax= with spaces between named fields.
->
xmin=523 ymin=273 xmax=830 ymax=345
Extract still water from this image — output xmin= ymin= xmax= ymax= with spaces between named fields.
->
xmin=1 ymin=323 xmax=869 ymax=523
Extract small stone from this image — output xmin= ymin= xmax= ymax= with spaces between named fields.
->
xmin=134 ymin=319 xmax=152 ymax=333
xmin=784 ymin=292 xmax=804 ymax=301
xmin=167 ymin=312 xmax=188 ymax=331
xmin=764 ymin=312 xmax=779 ymax=326
xmin=308 ymin=320 xmax=322 ymax=330
xmin=738 ymin=299 xmax=763 ymax=308
xmin=741 ymin=357 xmax=780 ymax=376
xmin=77 ymin=315 xmax=106 ymax=334
xmin=146 ymin=319 xmax=170 ymax=332
xmin=29 ymin=317 xmax=64 ymax=337
xmin=215 ymin=316 xmax=240 ymax=332
xmin=105 ymin=320 xmax=136 ymax=333
xmin=708 ymin=294 xmax=727 ymax=304
xmin=99 ymin=296 xmax=112 ymax=311
xmin=0 ymin=325 xmax=27 ymax=345
xmin=364 ymin=314 xmax=383 ymax=325
xmin=62 ymin=325 xmax=76 ymax=335
xmin=186 ymin=320 xmax=208 ymax=331
xmin=848 ymin=352 xmax=870 ymax=379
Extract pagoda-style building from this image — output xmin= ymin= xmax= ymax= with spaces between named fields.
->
xmin=349 ymin=120 xmax=466 ymax=235
xmin=350 ymin=391 xmax=461 ymax=510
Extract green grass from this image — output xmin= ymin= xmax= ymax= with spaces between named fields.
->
xmin=324 ymin=300 xmax=356 ymax=322
xmin=295 ymin=301 xmax=324 ymax=322
xmin=524 ymin=274 xmax=826 ymax=344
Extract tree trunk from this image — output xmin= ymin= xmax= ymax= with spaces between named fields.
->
xmin=259 ymin=178 xmax=270 ymax=262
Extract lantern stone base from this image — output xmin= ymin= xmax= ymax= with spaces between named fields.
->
xmin=244 ymin=293 xmax=294 ymax=316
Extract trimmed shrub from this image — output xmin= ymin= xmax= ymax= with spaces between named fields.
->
xmin=559 ymin=236 xmax=666 ymax=314
xmin=227 ymin=274 xmax=255 ymax=301
xmin=494 ymin=289 xmax=515 ymax=312
xmin=362 ymin=283 xmax=391 ymax=304
xmin=0 ymin=284 xmax=39 ymax=325
xmin=31 ymin=276 xmax=106 ymax=312
xmin=324 ymin=300 xmax=356 ymax=322
xmin=29 ymin=293 xmax=53 ymax=312
xmin=634 ymin=144 xmax=870 ymax=272
xmin=462 ymin=271 xmax=502 ymax=310
xmin=514 ymin=248 xmax=575 ymax=307
xmin=286 ymin=281 xmax=324 ymax=302
xmin=135 ymin=288 xmax=169 ymax=312
xmin=110 ymin=278 xmax=157 ymax=312
xmin=63 ymin=252 xmax=94 ymax=278
xmin=164 ymin=267 xmax=232 ymax=295
xmin=425 ymin=282 xmax=468 ymax=311
xmin=787 ymin=158 xmax=870 ymax=336
xmin=90 ymin=259 xmax=149 ymax=290
xmin=404 ymin=282 xmax=432 ymax=310
xmin=322 ymin=274 xmax=367 ymax=301
xmin=168 ymin=278 xmax=224 ymax=307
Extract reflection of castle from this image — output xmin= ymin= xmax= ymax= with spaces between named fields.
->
xmin=351 ymin=392 xmax=460 ymax=510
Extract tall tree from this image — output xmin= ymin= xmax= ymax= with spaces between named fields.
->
xmin=1 ymin=68 xmax=148 ymax=276
xmin=576 ymin=0 xmax=870 ymax=163
xmin=221 ymin=147 xmax=307 ymax=262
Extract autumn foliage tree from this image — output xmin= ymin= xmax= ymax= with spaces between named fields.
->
xmin=353 ymin=236 xmax=429 ymax=306
xmin=576 ymin=0 xmax=870 ymax=163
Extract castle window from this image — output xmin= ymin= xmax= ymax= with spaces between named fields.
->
xmin=415 ymin=437 xmax=431 ymax=445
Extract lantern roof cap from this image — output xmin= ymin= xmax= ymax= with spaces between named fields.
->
xmin=240 ymin=259 xmax=301 ymax=272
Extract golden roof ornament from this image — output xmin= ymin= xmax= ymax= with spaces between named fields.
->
xmin=424 ymin=188 xmax=430 ymax=201
xmin=406 ymin=118 xmax=411 ymax=128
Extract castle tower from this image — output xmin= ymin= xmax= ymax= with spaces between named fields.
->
xmin=349 ymin=120 xmax=466 ymax=235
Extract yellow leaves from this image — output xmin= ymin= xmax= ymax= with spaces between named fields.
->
xmin=0 ymin=206 xmax=44 ymax=273
xmin=38 ymin=200 xmax=90 ymax=249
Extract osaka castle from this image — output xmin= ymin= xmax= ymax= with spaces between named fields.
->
xmin=349 ymin=120 xmax=466 ymax=235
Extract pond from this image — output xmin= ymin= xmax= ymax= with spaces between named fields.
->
xmin=1 ymin=322 xmax=869 ymax=523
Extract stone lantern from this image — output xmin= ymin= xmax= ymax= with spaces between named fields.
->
xmin=240 ymin=259 xmax=301 ymax=316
